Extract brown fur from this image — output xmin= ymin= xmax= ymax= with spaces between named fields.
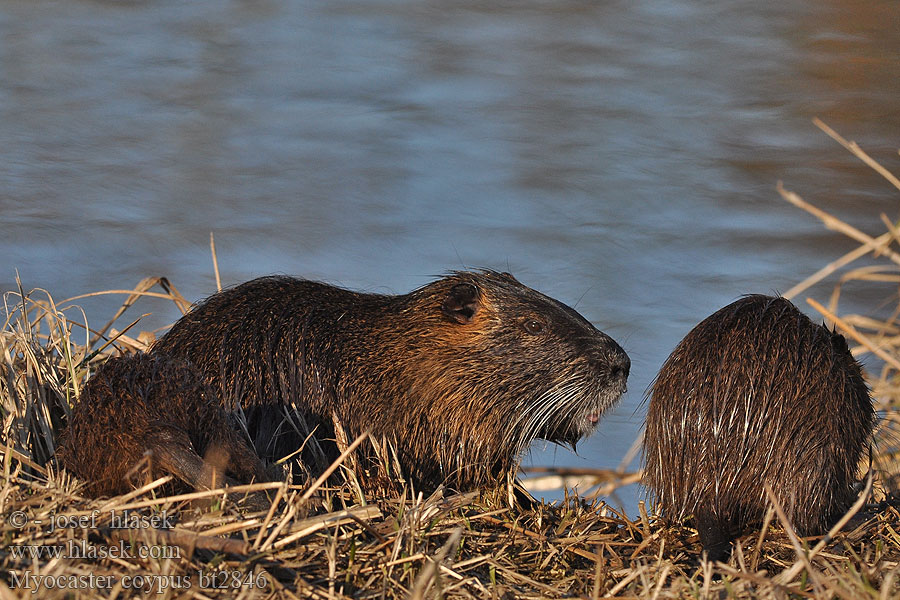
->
xmin=153 ymin=270 xmax=630 ymax=490
xmin=57 ymin=353 xmax=268 ymax=498
xmin=643 ymin=295 xmax=875 ymax=560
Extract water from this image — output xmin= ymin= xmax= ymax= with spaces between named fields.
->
xmin=1 ymin=0 xmax=898 ymax=511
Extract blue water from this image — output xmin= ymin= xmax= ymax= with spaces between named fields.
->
xmin=2 ymin=0 xmax=898 ymax=511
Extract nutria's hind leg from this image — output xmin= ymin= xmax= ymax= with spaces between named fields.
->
xmin=148 ymin=424 xmax=229 ymax=490
xmin=148 ymin=425 xmax=271 ymax=511
xmin=208 ymin=426 xmax=270 ymax=485
xmin=695 ymin=511 xmax=734 ymax=563
xmin=205 ymin=429 xmax=277 ymax=510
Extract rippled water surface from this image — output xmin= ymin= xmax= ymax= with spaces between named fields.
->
xmin=2 ymin=0 xmax=898 ymax=509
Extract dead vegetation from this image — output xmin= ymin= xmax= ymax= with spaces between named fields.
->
xmin=2 ymin=120 xmax=900 ymax=598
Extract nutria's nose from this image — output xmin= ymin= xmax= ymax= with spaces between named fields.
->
xmin=600 ymin=337 xmax=630 ymax=382
xmin=610 ymin=354 xmax=631 ymax=380
xmin=587 ymin=333 xmax=630 ymax=382
xmin=610 ymin=350 xmax=630 ymax=381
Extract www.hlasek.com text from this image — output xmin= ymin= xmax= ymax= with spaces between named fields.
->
xmin=10 ymin=539 xmax=180 ymax=561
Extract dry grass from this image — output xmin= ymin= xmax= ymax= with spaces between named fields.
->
xmin=2 ymin=120 xmax=900 ymax=598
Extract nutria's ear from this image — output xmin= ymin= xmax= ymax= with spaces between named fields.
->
xmin=442 ymin=283 xmax=480 ymax=324
xmin=831 ymin=329 xmax=850 ymax=354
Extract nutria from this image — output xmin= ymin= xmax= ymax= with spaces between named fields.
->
xmin=152 ymin=270 xmax=630 ymax=490
xmin=643 ymin=294 xmax=875 ymax=561
xmin=57 ymin=353 xmax=268 ymax=498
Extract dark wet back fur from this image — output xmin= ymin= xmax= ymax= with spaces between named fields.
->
xmin=153 ymin=270 xmax=630 ymax=490
xmin=57 ymin=353 xmax=267 ymax=497
xmin=644 ymin=295 xmax=875 ymax=560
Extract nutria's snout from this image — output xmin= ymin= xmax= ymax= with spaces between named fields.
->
xmin=589 ymin=342 xmax=630 ymax=425
xmin=606 ymin=343 xmax=631 ymax=386
xmin=590 ymin=334 xmax=630 ymax=391
xmin=538 ymin=337 xmax=630 ymax=447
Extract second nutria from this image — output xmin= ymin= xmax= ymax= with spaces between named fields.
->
xmin=643 ymin=295 xmax=875 ymax=560
xmin=57 ymin=353 xmax=268 ymax=498
xmin=153 ymin=270 xmax=630 ymax=490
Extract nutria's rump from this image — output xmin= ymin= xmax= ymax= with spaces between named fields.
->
xmin=153 ymin=270 xmax=630 ymax=491
xmin=57 ymin=353 xmax=268 ymax=498
xmin=643 ymin=295 xmax=875 ymax=560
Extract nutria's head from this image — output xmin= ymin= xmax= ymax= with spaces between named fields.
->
xmin=356 ymin=270 xmax=630 ymax=488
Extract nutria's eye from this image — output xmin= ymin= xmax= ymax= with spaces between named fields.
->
xmin=522 ymin=319 xmax=544 ymax=335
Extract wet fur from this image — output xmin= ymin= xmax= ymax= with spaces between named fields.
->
xmin=643 ymin=295 xmax=875 ymax=560
xmin=57 ymin=353 xmax=268 ymax=497
xmin=153 ymin=270 xmax=630 ymax=490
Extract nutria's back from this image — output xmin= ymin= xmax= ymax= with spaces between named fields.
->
xmin=643 ymin=294 xmax=874 ymax=559
xmin=154 ymin=270 xmax=630 ymax=490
